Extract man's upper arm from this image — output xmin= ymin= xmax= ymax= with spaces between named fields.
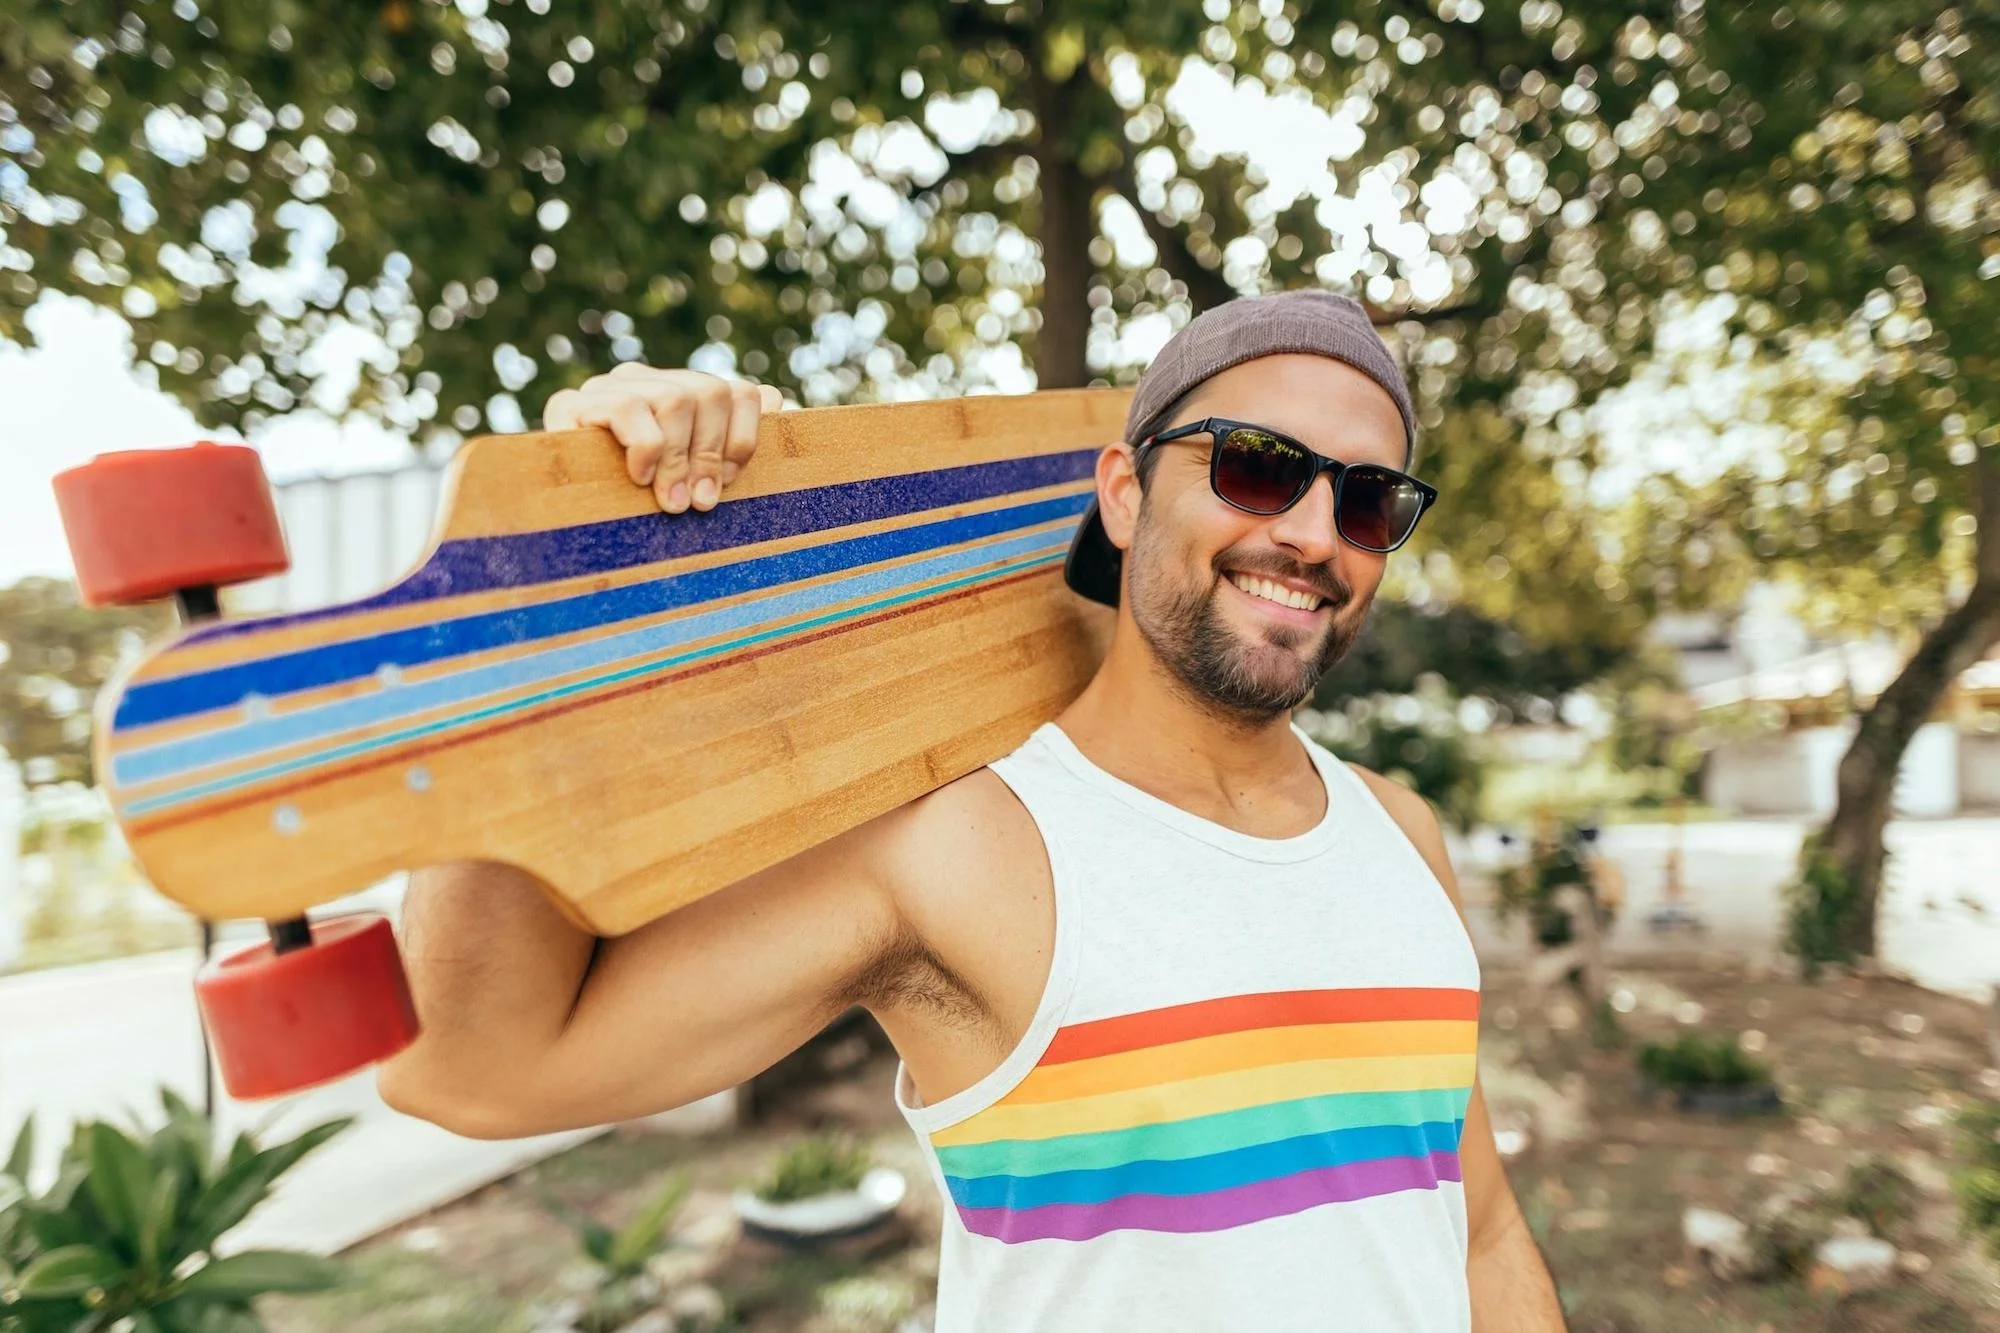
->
xmin=1345 ymin=763 xmax=1526 ymax=1257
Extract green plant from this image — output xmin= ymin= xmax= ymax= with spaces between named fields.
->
xmin=1953 ymin=1100 xmax=2000 ymax=1254
xmin=1489 ymin=820 xmax=1604 ymax=950
xmin=1637 ymin=1032 xmax=1772 ymax=1091
xmin=755 ymin=1134 xmax=872 ymax=1205
xmin=540 ymin=1170 xmax=691 ymax=1333
xmin=0 ymin=1089 xmax=348 ymax=1332
xmin=1304 ymin=685 xmax=1486 ymax=834
xmin=1837 ymin=1157 xmax=1914 ymax=1237
xmin=1786 ymin=830 xmax=1864 ymax=974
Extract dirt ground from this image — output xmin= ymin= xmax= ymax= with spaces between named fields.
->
xmin=265 ymin=965 xmax=2000 ymax=1332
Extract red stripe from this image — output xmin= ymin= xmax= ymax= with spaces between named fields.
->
xmin=1040 ymin=987 xmax=1481 ymax=1066
xmin=131 ymin=562 xmax=1060 ymax=836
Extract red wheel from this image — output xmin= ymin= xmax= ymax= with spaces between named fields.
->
xmin=53 ymin=442 xmax=288 ymax=607
xmin=196 ymin=914 xmax=420 ymax=1100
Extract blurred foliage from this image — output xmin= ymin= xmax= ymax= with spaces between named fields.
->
xmin=1320 ymin=599 xmax=1629 ymax=720
xmin=754 ymin=1131 xmax=871 ymax=1204
xmin=1302 ymin=680 xmax=1485 ymax=833
xmin=0 ymin=577 xmax=166 ymax=787
xmin=1636 ymin=1030 xmax=1771 ymax=1091
xmin=0 ymin=1090 xmax=347 ymax=1333
xmin=1834 ymin=1157 xmax=1914 ymax=1239
xmin=3 ymin=0 xmax=1925 ymax=661
xmin=537 ymin=1169 xmax=690 ymax=1332
xmin=1488 ymin=815 xmax=1604 ymax=948
xmin=1785 ymin=827 xmax=1862 ymax=975
xmin=1955 ymin=1098 xmax=2000 ymax=1255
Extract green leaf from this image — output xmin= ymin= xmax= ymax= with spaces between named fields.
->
xmin=173 ymin=1249 xmax=343 ymax=1299
xmin=137 ymin=1162 xmax=186 ymax=1278
xmin=182 ymin=1119 xmax=348 ymax=1254
xmin=14 ymin=1243 xmax=125 ymax=1298
xmin=4 ymin=1117 xmax=32 ymax=1184
xmin=607 ymin=1171 xmax=689 ymax=1275
xmin=84 ymin=1123 xmax=153 ymax=1253
xmin=153 ymin=1090 xmax=213 ymax=1185
xmin=0 ymin=1173 xmax=23 ymax=1216
xmin=580 ymin=1220 xmax=615 ymax=1266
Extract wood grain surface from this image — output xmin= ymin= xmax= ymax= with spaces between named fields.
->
xmin=95 ymin=389 xmax=1127 ymax=931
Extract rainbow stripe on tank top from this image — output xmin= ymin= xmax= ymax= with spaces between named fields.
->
xmin=928 ymin=985 xmax=1480 ymax=1244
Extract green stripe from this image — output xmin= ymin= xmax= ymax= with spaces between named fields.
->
xmin=935 ymin=1085 xmax=1472 ymax=1182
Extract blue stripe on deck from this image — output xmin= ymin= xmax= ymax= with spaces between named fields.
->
xmin=187 ymin=449 xmax=1101 ymax=643
xmin=113 ymin=490 xmax=1093 ymax=733
xmin=122 ymin=545 xmax=1068 ymax=817
xmin=113 ymin=522 xmax=1076 ymax=789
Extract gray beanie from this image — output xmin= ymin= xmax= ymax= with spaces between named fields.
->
xmin=1064 ymin=289 xmax=1416 ymax=607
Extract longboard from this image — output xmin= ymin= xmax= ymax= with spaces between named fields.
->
xmin=91 ymin=390 xmax=1125 ymax=935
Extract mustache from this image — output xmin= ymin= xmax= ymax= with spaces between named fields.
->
xmin=1213 ymin=553 xmax=1350 ymax=607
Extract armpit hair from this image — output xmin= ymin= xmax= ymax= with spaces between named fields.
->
xmin=842 ymin=914 xmax=991 ymax=1033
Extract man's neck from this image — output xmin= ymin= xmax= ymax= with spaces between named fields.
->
xmin=1053 ymin=615 xmax=1327 ymax=836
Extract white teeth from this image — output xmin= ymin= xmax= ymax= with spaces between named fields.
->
xmin=1229 ymin=573 xmax=1322 ymax=611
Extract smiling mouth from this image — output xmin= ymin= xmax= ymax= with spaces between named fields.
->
xmin=1225 ymin=571 xmax=1328 ymax=613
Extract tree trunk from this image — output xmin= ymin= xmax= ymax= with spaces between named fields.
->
xmin=1815 ymin=445 xmax=2000 ymax=958
xmin=1029 ymin=68 xmax=1093 ymax=389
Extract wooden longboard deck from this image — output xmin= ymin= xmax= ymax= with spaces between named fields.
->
xmin=97 ymin=390 xmax=1127 ymax=932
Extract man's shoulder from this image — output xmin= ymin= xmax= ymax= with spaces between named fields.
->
xmin=860 ymin=764 xmax=1045 ymax=901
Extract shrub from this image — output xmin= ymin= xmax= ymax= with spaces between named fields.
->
xmin=1786 ymin=830 xmax=1863 ymax=973
xmin=1955 ymin=1100 xmax=2000 ymax=1253
xmin=755 ymin=1133 xmax=872 ymax=1204
xmin=1637 ymin=1032 xmax=1771 ymax=1090
xmin=0 ymin=1089 xmax=347 ymax=1332
xmin=1836 ymin=1158 xmax=1915 ymax=1237
xmin=540 ymin=1170 xmax=691 ymax=1332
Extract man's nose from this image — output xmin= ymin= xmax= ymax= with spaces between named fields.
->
xmin=1265 ymin=472 xmax=1340 ymax=564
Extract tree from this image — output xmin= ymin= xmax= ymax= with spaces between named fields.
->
xmin=0 ymin=578 xmax=165 ymax=788
xmin=0 ymin=0 xmax=1697 ymax=669
xmin=1581 ymin=2 xmax=1998 ymax=962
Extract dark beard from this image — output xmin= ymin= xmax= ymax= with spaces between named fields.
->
xmin=1127 ymin=516 xmax=1361 ymax=721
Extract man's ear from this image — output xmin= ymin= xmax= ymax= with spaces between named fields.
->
xmin=1096 ymin=442 xmax=1144 ymax=554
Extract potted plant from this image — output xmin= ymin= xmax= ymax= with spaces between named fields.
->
xmin=731 ymin=1132 xmax=905 ymax=1248
xmin=0 ymin=1088 xmax=348 ymax=1331
xmin=1637 ymin=1031 xmax=1783 ymax=1115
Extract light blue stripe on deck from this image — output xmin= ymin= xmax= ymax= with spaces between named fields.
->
xmin=123 ymin=542 xmax=1067 ymax=817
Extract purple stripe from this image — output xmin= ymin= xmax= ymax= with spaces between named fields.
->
xmin=957 ymin=1149 xmax=1461 ymax=1244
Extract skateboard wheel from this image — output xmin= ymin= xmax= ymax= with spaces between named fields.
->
xmin=53 ymin=442 xmax=288 ymax=607
xmin=196 ymin=914 xmax=420 ymax=1100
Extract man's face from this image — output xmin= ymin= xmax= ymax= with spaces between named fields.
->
xmin=1115 ymin=353 xmax=1409 ymax=721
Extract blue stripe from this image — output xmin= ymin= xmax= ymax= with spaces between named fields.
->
xmin=943 ymin=1120 xmax=1464 ymax=1212
xmin=115 ymin=491 xmax=1091 ymax=733
xmin=124 ymin=546 xmax=1065 ymax=818
xmin=115 ymin=522 xmax=1077 ymax=789
xmin=189 ymin=449 xmax=1102 ymax=642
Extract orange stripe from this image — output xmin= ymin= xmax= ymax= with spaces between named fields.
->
xmin=1041 ymin=987 xmax=1481 ymax=1066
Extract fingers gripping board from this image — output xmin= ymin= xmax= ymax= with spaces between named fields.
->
xmin=98 ymin=390 xmax=1127 ymax=933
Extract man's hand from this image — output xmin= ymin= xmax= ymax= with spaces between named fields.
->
xmin=542 ymin=365 xmax=784 ymax=515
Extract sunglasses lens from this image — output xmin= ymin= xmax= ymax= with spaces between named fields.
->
xmin=1338 ymin=466 xmax=1426 ymax=550
xmin=1215 ymin=427 xmax=1312 ymax=513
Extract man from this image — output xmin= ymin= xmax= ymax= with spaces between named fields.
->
xmin=380 ymin=290 xmax=1568 ymax=1331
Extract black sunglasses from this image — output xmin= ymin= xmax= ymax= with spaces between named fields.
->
xmin=1137 ymin=417 xmax=1439 ymax=554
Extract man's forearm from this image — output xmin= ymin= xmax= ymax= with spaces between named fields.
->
xmin=1468 ymin=1208 xmax=1567 ymax=1332
xmin=377 ymin=860 xmax=597 ymax=1133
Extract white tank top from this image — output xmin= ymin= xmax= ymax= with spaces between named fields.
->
xmin=895 ymin=721 xmax=1482 ymax=1332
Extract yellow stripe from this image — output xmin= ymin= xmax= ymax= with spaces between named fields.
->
xmin=1006 ymin=1019 xmax=1477 ymax=1105
xmin=930 ymin=1052 xmax=1477 ymax=1147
